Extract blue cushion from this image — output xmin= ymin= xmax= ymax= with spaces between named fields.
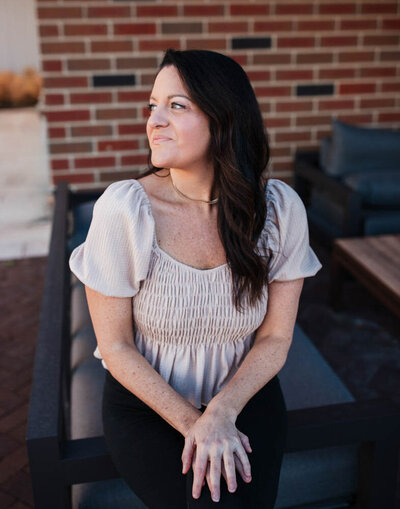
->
xmin=68 ymin=201 xmax=96 ymax=253
xmin=343 ymin=171 xmax=400 ymax=207
xmin=322 ymin=119 xmax=400 ymax=177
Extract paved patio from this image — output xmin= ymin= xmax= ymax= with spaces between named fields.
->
xmin=0 ymin=233 xmax=399 ymax=507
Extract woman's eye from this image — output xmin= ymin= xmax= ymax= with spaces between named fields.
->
xmin=146 ymin=102 xmax=186 ymax=113
xmin=171 ymin=102 xmax=186 ymax=109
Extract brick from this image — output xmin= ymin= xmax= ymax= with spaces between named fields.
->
xmin=275 ymin=131 xmax=311 ymax=142
xmin=254 ymin=86 xmax=291 ymax=97
xmin=114 ymin=23 xmax=157 ymax=36
xmin=162 ymin=22 xmax=202 ymax=34
xmin=41 ymin=41 xmax=85 ymax=54
xmin=74 ymin=156 xmax=115 ymax=169
xmin=116 ymin=57 xmax=157 ymax=70
xmin=254 ymin=21 xmax=293 ymax=32
xmin=44 ymin=94 xmax=65 ymax=106
xmin=37 ymin=7 xmax=82 ymax=19
xmin=39 ymin=25 xmax=59 ymax=37
xmin=276 ymin=101 xmax=313 ymax=113
xmin=380 ymin=51 xmax=400 ymax=61
xmin=232 ymin=37 xmax=271 ymax=49
xmin=296 ymin=53 xmax=333 ymax=64
xmin=118 ymin=91 xmax=151 ymax=102
xmin=264 ymin=117 xmax=291 ymax=128
xmin=247 ymin=70 xmax=271 ymax=81
xmin=382 ymin=81 xmax=400 ymax=92
xmin=277 ymin=37 xmax=315 ymax=48
xmin=118 ymin=124 xmax=147 ymax=137
xmin=44 ymin=110 xmax=90 ymax=122
xmin=321 ymin=36 xmax=358 ymax=47
xmin=70 ymin=92 xmax=112 ymax=104
xmin=362 ymin=3 xmax=398 ymax=14
xmin=296 ymin=115 xmax=332 ymax=127
xmin=338 ymin=51 xmax=374 ymax=63
xmin=360 ymin=67 xmax=396 ymax=78
xmin=120 ymin=154 xmax=149 ymax=166
xmin=230 ymin=5 xmax=270 ymax=15
xmin=183 ymin=5 xmax=224 ymax=16
xmin=318 ymin=99 xmax=355 ymax=111
xmin=87 ymin=6 xmax=131 ymax=18
xmin=378 ymin=112 xmax=400 ymax=122
xmin=50 ymin=142 xmax=92 ymax=154
xmin=98 ymin=140 xmax=138 ymax=152
xmin=91 ymin=40 xmax=133 ymax=53
xmin=67 ymin=58 xmax=111 ymax=71
xmin=296 ymin=84 xmax=334 ymax=96
xmin=51 ymin=159 xmax=70 ymax=171
xmin=137 ymin=6 xmax=178 ymax=17
xmin=71 ymin=125 xmax=113 ymax=137
xmin=186 ymin=38 xmax=227 ymax=50
xmin=319 ymin=68 xmax=355 ymax=79
xmin=64 ymin=24 xmax=108 ymax=36
xmin=297 ymin=20 xmax=334 ymax=31
xmin=382 ymin=18 xmax=400 ymax=30
xmin=139 ymin=39 xmax=181 ymax=51
xmin=253 ymin=53 xmax=291 ymax=65
xmin=48 ymin=127 xmax=66 ymax=138
xmin=363 ymin=35 xmax=400 ymax=45
xmin=340 ymin=19 xmax=377 ymax=30
xmin=270 ymin=146 xmax=291 ymax=158
xmin=360 ymin=98 xmax=396 ymax=109
xmin=276 ymin=70 xmax=313 ymax=81
xmin=44 ymin=76 xmax=88 ymax=88
xmin=3 ymin=470 xmax=33 ymax=506
xmin=318 ymin=4 xmax=356 ymax=14
xmin=276 ymin=4 xmax=314 ymax=15
xmin=93 ymin=75 xmax=135 ymax=87
xmin=96 ymin=108 xmax=137 ymax=120
xmin=209 ymin=22 xmax=248 ymax=33
xmin=339 ymin=83 xmax=376 ymax=94
xmin=336 ymin=114 xmax=373 ymax=124
xmin=42 ymin=60 xmax=62 ymax=72
xmin=53 ymin=173 xmax=95 ymax=184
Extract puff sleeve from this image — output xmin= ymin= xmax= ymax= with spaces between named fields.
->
xmin=261 ymin=179 xmax=322 ymax=283
xmin=68 ymin=180 xmax=155 ymax=297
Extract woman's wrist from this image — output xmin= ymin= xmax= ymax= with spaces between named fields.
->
xmin=203 ymin=399 xmax=238 ymax=423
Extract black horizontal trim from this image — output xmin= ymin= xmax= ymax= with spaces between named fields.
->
xmin=93 ymin=75 xmax=136 ymax=87
xmin=232 ymin=37 xmax=271 ymax=50
xmin=296 ymin=84 xmax=334 ymax=96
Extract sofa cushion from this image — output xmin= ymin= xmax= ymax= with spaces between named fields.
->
xmin=68 ymin=200 xmax=96 ymax=253
xmin=320 ymin=119 xmax=400 ymax=177
xmin=343 ymin=171 xmax=400 ymax=208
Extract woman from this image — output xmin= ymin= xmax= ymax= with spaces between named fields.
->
xmin=69 ymin=48 xmax=322 ymax=508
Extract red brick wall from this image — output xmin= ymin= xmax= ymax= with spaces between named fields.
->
xmin=35 ymin=0 xmax=400 ymax=189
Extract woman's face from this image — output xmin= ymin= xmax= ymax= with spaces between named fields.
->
xmin=146 ymin=65 xmax=211 ymax=171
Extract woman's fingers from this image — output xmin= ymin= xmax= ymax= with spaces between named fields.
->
xmin=233 ymin=445 xmax=252 ymax=481
xmin=192 ymin=451 xmax=208 ymax=499
xmin=222 ymin=449 xmax=237 ymax=493
xmin=237 ymin=430 xmax=252 ymax=454
xmin=233 ymin=452 xmax=252 ymax=484
xmin=208 ymin=453 xmax=222 ymax=502
xmin=181 ymin=436 xmax=195 ymax=475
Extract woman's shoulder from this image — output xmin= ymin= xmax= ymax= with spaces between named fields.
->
xmin=94 ymin=178 xmax=150 ymax=216
xmin=265 ymin=178 xmax=306 ymax=221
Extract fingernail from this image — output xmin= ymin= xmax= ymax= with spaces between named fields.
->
xmin=213 ymin=495 xmax=219 ymax=502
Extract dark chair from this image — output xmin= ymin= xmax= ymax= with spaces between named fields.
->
xmin=294 ymin=119 xmax=400 ymax=246
xmin=27 ymin=182 xmax=400 ymax=508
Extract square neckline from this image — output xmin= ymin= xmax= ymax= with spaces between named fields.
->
xmin=133 ymin=179 xmax=229 ymax=273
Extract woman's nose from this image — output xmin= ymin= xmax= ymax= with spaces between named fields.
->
xmin=148 ymin=107 xmax=168 ymax=128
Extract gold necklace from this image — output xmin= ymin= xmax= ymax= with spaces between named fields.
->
xmin=170 ymin=177 xmax=219 ymax=205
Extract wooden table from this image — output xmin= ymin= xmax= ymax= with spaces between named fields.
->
xmin=329 ymin=234 xmax=400 ymax=319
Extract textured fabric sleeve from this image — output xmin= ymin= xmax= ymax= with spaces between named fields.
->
xmin=264 ymin=179 xmax=322 ymax=283
xmin=68 ymin=180 xmax=155 ymax=297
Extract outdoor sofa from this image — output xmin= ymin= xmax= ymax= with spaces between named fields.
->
xmin=27 ymin=181 xmax=400 ymax=508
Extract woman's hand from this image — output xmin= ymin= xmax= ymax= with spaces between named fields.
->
xmin=181 ymin=407 xmax=252 ymax=502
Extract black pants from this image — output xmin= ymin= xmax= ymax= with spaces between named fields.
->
xmin=102 ymin=370 xmax=288 ymax=509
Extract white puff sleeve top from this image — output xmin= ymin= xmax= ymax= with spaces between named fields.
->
xmin=69 ymin=178 xmax=322 ymax=408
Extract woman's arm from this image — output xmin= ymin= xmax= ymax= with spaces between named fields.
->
xmin=85 ymin=286 xmax=202 ymax=436
xmin=182 ymin=278 xmax=304 ymax=502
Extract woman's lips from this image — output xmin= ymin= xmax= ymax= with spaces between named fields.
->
xmin=152 ymin=137 xmax=172 ymax=144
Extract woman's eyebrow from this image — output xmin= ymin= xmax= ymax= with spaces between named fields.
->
xmin=149 ymin=94 xmax=192 ymax=101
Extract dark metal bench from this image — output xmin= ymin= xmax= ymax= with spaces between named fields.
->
xmin=27 ymin=181 xmax=400 ymax=508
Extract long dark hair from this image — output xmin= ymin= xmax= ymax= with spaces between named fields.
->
xmin=142 ymin=48 xmax=271 ymax=312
